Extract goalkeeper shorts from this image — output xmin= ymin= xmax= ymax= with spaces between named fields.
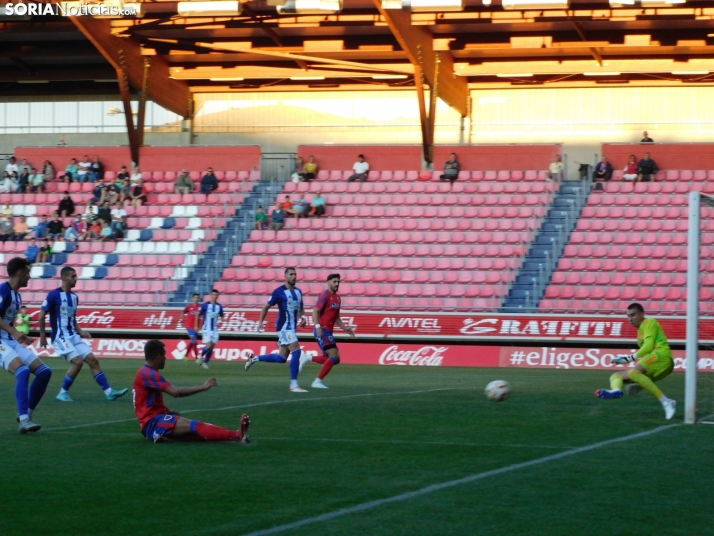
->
xmin=636 ymin=352 xmax=674 ymax=382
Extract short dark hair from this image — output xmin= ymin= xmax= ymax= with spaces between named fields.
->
xmin=285 ymin=267 xmax=296 ymax=274
xmin=7 ymin=257 xmax=30 ymax=277
xmin=211 ymin=288 xmax=219 ymax=294
xmin=60 ymin=266 xmax=76 ymax=277
xmin=192 ymin=293 xmax=200 ymax=297
xmin=358 ymin=154 xmax=364 ymax=158
xmin=144 ymin=339 xmax=166 ymax=361
xmin=628 ymin=303 xmax=645 ymax=314
xmin=327 ymin=273 xmax=340 ymax=282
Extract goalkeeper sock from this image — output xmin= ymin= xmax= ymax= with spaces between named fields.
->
xmin=609 ymin=373 xmax=624 ymax=391
xmin=628 ymin=370 xmax=663 ymax=399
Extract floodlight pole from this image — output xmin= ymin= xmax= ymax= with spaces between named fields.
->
xmin=685 ymin=190 xmax=700 ymax=424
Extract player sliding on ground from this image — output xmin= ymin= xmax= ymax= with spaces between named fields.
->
xmin=39 ymin=266 xmax=128 ymax=402
xmin=595 ymin=302 xmax=677 ymax=420
xmin=133 ymin=339 xmax=250 ymax=443
xmin=0 ymin=257 xmax=52 ymax=433
xmin=299 ymin=273 xmax=355 ymax=389
xmin=244 ymin=267 xmax=309 ymax=392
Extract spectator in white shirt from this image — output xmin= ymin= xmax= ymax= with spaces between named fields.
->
xmin=5 ymin=157 xmax=19 ymax=177
xmin=547 ymin=155 xmax=564 ymax=180
xmin=348 ymin=154 xmax=370 ymax=183
xmin=111 ymin=201 xmax=127 ymax=222
xmin=77 ymin=155 xmax=91 ymax=183
xmin=130 ymin=167 xmax=143 ymax=188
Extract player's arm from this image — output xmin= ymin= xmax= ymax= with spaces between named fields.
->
xmin=312 ymin=305 xmax=322 ymax=336
xmin=335 ymin=315 xmax=355 ymax=337
xmin=257 ymin=302 xmax=271 ymax=332
xmin=0 ymin=316 xmax=33 ymax=345
xmin=635 ymin=322 xmax=656 ymax=357
xmin=299 ymin=303 xmax=307 ymax=327
xmin=195 ymin=305 xmax=203 ymax=331
xmin=164 ymin=377 xmax=218 ymax=399
xmin=38 ymin=309 xmax=49 ymax=347
xmin=74 ymin=317 xmax=88 ymax=339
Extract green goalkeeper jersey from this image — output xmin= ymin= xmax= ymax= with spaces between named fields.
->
xmin=636 ymin=318 xmax=671 ymax=358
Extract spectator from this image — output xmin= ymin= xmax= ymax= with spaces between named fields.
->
xmin=90 ymin=183 xmax=104 ymax=205
xmin=309 ymin=191 xmax=326 ymax=217
xmin=59 ymin=191 xmax=75 ymax=217
xmin=441 ymin=153 xmax=460 ymax=184
xmin=85 ymin=202 xmax=99 ymax=222
xmin=175 ymin=169 xmax=194 ymax=194
xmin=34 ymin=215 xmax=49 ymax=239
xmin=42 ymin=160 xmax=55 ymax=183
xmin=254 ymin=206 xmax=268 ymax=230
xmin=595 ymin=156 xmax=613 ymax=182
xmin=288 ymin=196 xmax=309 ymax=218
xmin=90 ymin=155 xmax=104 ymax=182
xmin=0 ymin=217 xmax=14 ymax=241
xmin=641 ymin=131 xmax=654 ymax=143
xmin=77 ymin=155 xmax=91 ymax=183
xmin=0 ymin=171 xmax=17 ymax=193
xmin=112 ymin=216 xmax=128 ymax=240
xmin=88 ymin=219 xmax=102 ymax=240
xmin=100 ymin=219 xmax=113 ymax=242
xmin=97 ymin=201 xmax=112 ymax=224
xmin=292 ymin=157 xmax=305 ymax=183
xmin=113 ymin=174 xmax=127 ymax=203
xmin=111 ymin=201 xmax=127 ymax=222
xmin=5 ymin=156 xmax=19 ymax=176
xmin=117 ymin=165 xmax=131 ymax=199
xmin=547 ymin=154 xmax=564 ymax=180
xmin=129 ymin=166 xmax=143 ymax=191
xmin=12 ymin=216 xmax=29 ymax=241
xmin=29 ymin=168 xmax=44 ymax=193
xmin=15 ymin=306 xmax=31 ymax=336
xmin=270 ymin=201 xmax=285 ymax=231
xmin=200 ymin=167 xmax=218 ymax=194
xmin=126 ymin=179 xmax=147 ymax=207
xmin=348 ymin=154 xmax=370 ymax=183
xmin=623 ymin=155 xmax=638 ymax=181
xmin=637 ymin=152 xmax=659 ymax=182
xmin=104 ymin=178 xmax=120 ymax=205
xmin=17 ymin=167 xmax=29 ymax=193
xmin=48 ymin=216 xmax=64 ymax=239
xmin=63 ymin=158 xmax=79 ymax=183
xmin=65 ymin=216 xmax=85 ymax=241
xmin=25 ymin=239 xmax=39 ymax=264
xmin=18 ymin=159 xmax=31 ymax=176
xmin=303 ymin=156 xmax=318 ymax=182
xmin=1 ymin=204 xmax=12 ymax=218
xmin=37 ymin=238 xmax=52 ymax=263
xmin=282 ymin=195 xmax=293 ymax=216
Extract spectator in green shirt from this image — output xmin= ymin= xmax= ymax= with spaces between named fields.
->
xmin=16 ymin=306 xmax=31 ymax=335
xmin=255 ymin=206 xmax=268 ymax=230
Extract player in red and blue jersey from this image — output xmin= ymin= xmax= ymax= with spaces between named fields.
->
xmin=181 ymin=293 xmax=201 ymax=361
xmin=300 ymin=273 xmax=354 ymax=388
xmin=133 ymin=339 xmax=250 ymax=443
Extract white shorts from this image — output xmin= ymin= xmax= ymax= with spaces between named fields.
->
xmin=52 ymin=334 xmax=93 ymax=362
xmin=624 ymin=173 xmax=638 ymax=181
xmin=202 ymin=330 xmax=219 ymax=344
xmin=278 ymin=329 xmax=298 ymax=347
xmin=0 ymin=338 xmax=39 ymax=371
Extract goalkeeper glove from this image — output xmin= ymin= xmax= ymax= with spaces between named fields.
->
xmin=612 ymin=354 xmax=637 ymax=365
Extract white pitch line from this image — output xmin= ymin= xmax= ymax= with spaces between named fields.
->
xmin=258 ymin=437 xmax=575 ymax=450
xmin=43 ymin=387 xmax=461 ymax=432
xmin=237 ymin=423 xmax=679 ymax=536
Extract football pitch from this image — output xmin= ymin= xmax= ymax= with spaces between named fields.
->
xmin=0 ymin=359 xmax=712 ymax=536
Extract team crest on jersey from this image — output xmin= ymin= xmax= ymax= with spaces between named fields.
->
xmin=331 ymin=303 xmax=339 ymax=309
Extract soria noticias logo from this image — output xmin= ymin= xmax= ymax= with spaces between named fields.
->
xmin=2 ymin=1 xmax=138 ymax=16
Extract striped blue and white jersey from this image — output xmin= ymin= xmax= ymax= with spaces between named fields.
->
xmin=0 ymin=282 xmax=22 ymax=341
xmin=41 ymin=288 xmax=78 ymax=342
xmin=268 ymin=285 xmax=303 ymax=332
xmin=200 ymin=302 xmax=224 ymax=332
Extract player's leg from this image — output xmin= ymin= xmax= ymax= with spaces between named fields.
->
xmin=312 ymin=348 xmax=340 ymax=389
xmin=27 ymin=357 xmax=52 ymax=416
xmin=202 ymin=332 xmax=218 ymax=367
xmin=3 ymin=348 xmax=41 ymax=433
xmin=56 ymin=356 xmax=84 ymax=402
xmin=629 ymin=354 xmax=676 ymax=419
xmin=595 ymin=371 xmax=627 ymax=399
xmin=245 ymin=337 xmax=290 ymax=369
xmin=83 ymin=352 xmax=129 ymax=400
xmin=286 ymin=335 xmax=307 ymax=392
xmin=187 ymin=330 xmax=199 ymax=360
xmin=144 ymin=414 xmax=250 ymax=443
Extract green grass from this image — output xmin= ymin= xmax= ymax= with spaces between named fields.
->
xmin=0 ymin=359 xmax=712 ymax=536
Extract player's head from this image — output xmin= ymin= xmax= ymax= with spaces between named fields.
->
xmin=285 ymin=267 xmax=297 ymax=286
xmin=626 ymin=303 xmax=646 ymax=328
xmin=60 ymin=266 xmax=78 ymax=289
xmin=210 ymin=289 xmax=219 ymax=304
xmin=327 ymin=273 xmax=340 ymax=293
xmin=7 ymin=257 xmax=31 ymax=288
xmin=192 ymin=292 xmax=200 ymax=305
xmin=144 ymin=339 xmax=167 ymax=369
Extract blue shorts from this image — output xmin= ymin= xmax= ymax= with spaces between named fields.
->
xmin=314 ymin=328 xmax=337 ymax=356
xmin=143 ymin=414 xmax=180 ymax=443
xmin=186 ymin=329 xmax=198 ymax=340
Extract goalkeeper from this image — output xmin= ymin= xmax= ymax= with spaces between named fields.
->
xmin=595 ymin=303 xmax=677 ymax=420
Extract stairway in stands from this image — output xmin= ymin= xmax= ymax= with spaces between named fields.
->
xmin=167 ymin=178 xmax=288 ymax=305
xmin=501 ymin=180 xmax=591 ymax=312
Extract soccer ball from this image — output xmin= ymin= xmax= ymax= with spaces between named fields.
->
xmin=485 ymin=380 xmax=511 ymax=402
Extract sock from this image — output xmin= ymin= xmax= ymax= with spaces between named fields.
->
xmin=188 ymin=340 xmax=198 ymax=358
xmin=61 ymin=373 xmax=76 ymax=393
xmin=609 ymin=373 xmax=624 ymax=391
xmin=14 ymin=365 xmax=30 ymax=421
xmin=318 ymin=357 xmax=339 ymax=380
xmin=628 ymin=369 xmax=663 ymax=399
xmin=93 ymin=371 xmax=112 ymax=394
xmin=257 ymin=353 xmax=287 ymax=363
xmin=191 ymin=420 xmax=238 ymax=441
xmin=289 ymin=349 xmax=301 ymax=381
xmin=204 ymin=348 xmax=214 ymax=364
xmin=28 ymin=364 xmax=52 ymax=411
xmin=312 ymin=355 xmax=327 ymax=365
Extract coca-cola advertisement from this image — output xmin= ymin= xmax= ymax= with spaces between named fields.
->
xmin=19 ymin=306 xmax=714 ymax=344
